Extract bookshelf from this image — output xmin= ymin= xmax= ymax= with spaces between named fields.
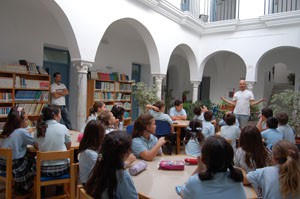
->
xmin=0 ymin=66 xmax=50 ymax=123
xmin=87 ymin=73 xmax=133 ymax=126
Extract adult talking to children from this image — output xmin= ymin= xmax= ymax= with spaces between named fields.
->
xmin=220 ymin=80 xmax=265 ymax=128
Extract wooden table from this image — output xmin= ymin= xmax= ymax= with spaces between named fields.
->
xmin=173 ymin=120 xmax=189 ymax=154
xmin=131 ymin=155 xmax=257 ymax=199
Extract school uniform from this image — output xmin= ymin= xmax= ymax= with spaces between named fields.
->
xmin=277 ymin=124 xmax=295 ymax=144
xmin=169 ymin=107 xmax=187 ymax=118
xmin=0 ymin=128 xmax=35 ymax=191
xmin=185 ymin=138 xmax=201 ymax=157
xmin=181 ymin=171 xmax=246 ymax=199
xmin=78 ymin=149 xmax=98 ymax=184
xmin=132 ymin=134 xmax=162 ymax=158
xmin=101 ymin=170 xmax=138 ymax=199
xmin=261 ymin=128 xmax=283 ymax=149
xmin=220 ymin=125 xmax=241 ymax=150
xmin=247 ymin=166 xmax=299 ymax=199
xmin=149 ymin=109 xmax=173 ymax=125
xmin=202 ymin=121 xmax=215 ymax=138
xmin=34 ymin=119 xmax=71 ymax=176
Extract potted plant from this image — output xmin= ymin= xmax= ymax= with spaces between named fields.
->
xmin=269 ymin=89 xmax=300 ymax=141
xmin=182 ymin=90 xmax=190 ymax=103
xmin=133 ymin=82 xmax=159 ymax=113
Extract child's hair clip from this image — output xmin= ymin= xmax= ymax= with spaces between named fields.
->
xmin=186 ymin=127 xmax=192 ymax=131
xmin=17 ymin=106 xmax=23 ymax=116
xmin=196 ymin=127 xmax=202 ymax=131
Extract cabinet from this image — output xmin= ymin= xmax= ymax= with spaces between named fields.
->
xmin=0 ymin=70 xmax=50 ymax=122
xmin=87 ymin=79 xmax=133 ymax=126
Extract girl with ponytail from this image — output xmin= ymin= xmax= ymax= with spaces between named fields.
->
xmin=181 ymin=136 xmax=246 ymax=198
xmin=244 ymin=140 xmax=300 ymax=198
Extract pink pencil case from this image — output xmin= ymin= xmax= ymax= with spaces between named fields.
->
xmin=77 ymin=133 xmax=84 ymax=142
xmin=159 ymin=160 xmax=185 ymax=170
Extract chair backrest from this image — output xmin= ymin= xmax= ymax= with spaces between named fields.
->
xmin=0 ymin=148 xmax=12 ymax=199
xmin=35 ymin=149 xmax=75 ymax=199
xmin=77 ymin=185 xmax=94 ymax=199
xmin=155 ymin=120 xmax=171 ymax=136
xmin=126 ymin=124 xmax=134 ymax=136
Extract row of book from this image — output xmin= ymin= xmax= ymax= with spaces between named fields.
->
xmin=115 ymin=83 xmax=132 ymax=91
xmin=115 ymin=93 xmax=131 ymax=100
xmin=0 ymin=63 xmax=48 ymax=75
xmin=15 ymin=91 xmax=49 ymax=101
xmin=0 ymin=92 xmax=12 ymax=102
xmin=94 ymin=92 xmax=114 ymax=101
xmin=95 ymin=81 xmax=115 ymax=91
xmin=0 ymin=107 xmax=10 ymax=116
xmin=16 ymin=103 xmax=46 ymax=116
xmin=0 ymin=77 xmax=13 ymax=88
xmin=114 ymin=102 xmax=131 ymax=110
xmin=15 ymin=76 xmax=50 ymax=89
xmin=92 ymin=72 xmax=130 ymax=82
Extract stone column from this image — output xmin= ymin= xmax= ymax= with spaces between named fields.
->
xmin=73 ymin=61 xmax=92 ymax=131
xmin=246 ymin=81 xmax=255 ymax=92
xmin=152 ymin=74 xmax=165 ymax=100
xmin=191 ymin=81 xmax=201 ymax=102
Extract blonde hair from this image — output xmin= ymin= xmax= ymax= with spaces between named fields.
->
xmin=272 ymin=140 xmax=300 ymax=196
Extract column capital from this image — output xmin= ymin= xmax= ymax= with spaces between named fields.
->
xmin=191 ymin=81 xmax=201 ymax=87
xmin=246 ymin=81 xmax=255 ymax=91
xmin=72 ymin=60 xmax=93 ymax=74
xmin=152 ymin=74 xmax=166 ymax=81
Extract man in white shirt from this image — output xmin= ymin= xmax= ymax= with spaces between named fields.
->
xmin=51 ymin=72 xmax=72 ymax=129
xmin=220 ymin=80 xmax=265 ymax=128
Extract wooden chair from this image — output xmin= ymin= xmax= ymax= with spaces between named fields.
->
xmin=77 ymin=185 xmax=93 ymax=199
xmin=0 ymin=148 xmax=12 ymax=199
xmin=35 ymin=150 xmax=75 ymax=199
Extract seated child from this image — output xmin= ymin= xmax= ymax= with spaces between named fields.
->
xmin=184 ymin=119 xmax=205 ymax=157
xmin=180 ymin=136 xmax=246 ymax=198
xmin=256 ymin=107 xmax=273 ymax=132
xmin=220 ymin=113 xmax=241 ymax=150
xmin=98 ymin=110 xmax=117 ymax=134
xmin=202 ymin=111 xmax=215 ymax=138
xmin=111 ymin=104 xmax=125 ymax=130
xmin=169 ymin=99 xmax=187 ymax=120
xmin=276 ymin=112 xmax=295 ymax=144
xmin=131 ymin=114 xmax=166 ymax=161
xmin=261 ymin=117 xmax=283 ymax=149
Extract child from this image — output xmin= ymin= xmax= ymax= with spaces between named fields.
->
xmin=276 ymin=112 xmax=295 ymax=144
xmin=85 ymin=131 xmax=138 ymax=198
xmin=261 ymin=117 xmax=283 ymax=149
xmin=218 ymin=111 xmax=239 ymax=128
xmin=98 ymin=110 xmax=117 ymax=134
xmin=184 ymin=119 xmax=205 ymax=157
xmin=169 ymin=99 xmax=187 ymax=120
xmin=81 ymin=102 xmax=106 ymax=132
xmin=244 ymin=140 xmax=300 ymax=198
xmin=131 ymin=114 xmax=166 ymax=161
xmin=35 ymin=104 xmax=71 ymax=177
xmin=146 ymin=101 xmax=174 ymax=132
xmin=234 ymin=126 xmax=272 ymax=173
xmin=78 ymin=120 xmax=105 ymax=184
xmin=0 ymin=106 xmax=35 ymax=195
xmin=256 ymin=107 xmax=273 ymax=132
xmin=220 ymin=113 xmax=241 ymax=150
xmin=111 ymin=104 xmax=125 ymax=129
xmin=193 ymin=106 xmax=204 ymax=121
xmin=202 ymin=111 xmax=215 ymax=138
xmin=180 ymin=136 xmax=246 ymax=198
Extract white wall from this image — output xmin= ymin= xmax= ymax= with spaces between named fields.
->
xmin=274 ymin=63 xmax=290 ymax=84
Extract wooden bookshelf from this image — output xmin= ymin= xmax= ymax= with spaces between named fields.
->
xmin=0 ymin=71 xmax=50 ymax=122
xmin=87 ymin=78 xmax=133 ymax=126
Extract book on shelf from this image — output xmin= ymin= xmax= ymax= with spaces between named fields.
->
xmin=37 ymin=66 xmax=48 ymax=75
xmin=0 ymin=77 xmax=13 ymax=88
xmin=0 ymin=64 xmax=28 ymax=74
xmin=0 ymin=92 xmax=12 ymax=102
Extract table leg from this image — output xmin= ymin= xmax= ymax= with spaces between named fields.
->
xmin=176 ymin=128 xmax=181 ymax=154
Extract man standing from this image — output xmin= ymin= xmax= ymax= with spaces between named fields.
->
xmin=51 ymin=72 xmax=72 ymax=130
xmin=220 ymin=80 xmax=265 ymax=128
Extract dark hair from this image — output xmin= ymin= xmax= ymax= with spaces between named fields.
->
xmin=132 ymin=114 xmax=154 ymax=138
xmin=185 ymin=119 xmax=205 ymax=144
xmin=85 ymin=131 xmax=132 ymax=198
xmin=204 ymin=111 xmax=213 ymax=121
xmin=266 ymin=117 xmax=278 ymax=129
xmin=153 ymin=101 xmax=165 ymax=110
xmin=272 ymin=140 xmax=300 ymax=196
xmin=89 ymin=102 xmax=105 ymax=116
xmin=239 ymin=125 xmax=269 ymax=169
xmin=36 ymin=104 xmax=61 ymax=138
xmin=111 ymin=105 xmax=125 ymax=122
xmin=225 ymin=113 xmax=236 ymax=126
xmin=198 ymin=136 xmax=243 ymax=182
xmin=193 ymin=106 xmax=201 ymax=116
xmin=53 ymin=72 xmax=61 ymax=78
xmin=174 ymin=99 xmax=183 ymax=107
xmin=97 ymin=110 xmax=113 ymax=128
xmin=276 ymin=112 xmax=289 ymax=125
xmin=78 ymin=120 xmax=105 ymax=153
xmin=1 ymin=106 xmax=26 ymax=138
xmin=261 ymin=107 xmax=273 ymax=118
